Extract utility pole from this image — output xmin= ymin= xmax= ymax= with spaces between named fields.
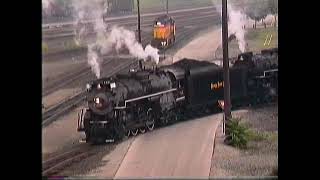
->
xmin=137 ymin=0 xmax=141 ymax=43
xmin=222 ymin=0 xmax=232 ymax=125
xmin=166 ymin=0 xmax=168 ymax=15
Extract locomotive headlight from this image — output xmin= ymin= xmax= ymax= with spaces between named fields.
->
xmin=94 ymin=97 xmax=104 ymax=108
xmin=95 ymin=97 xmax=100 ymax=104
xmin=86 ymin=83 xmax=91 ymax=90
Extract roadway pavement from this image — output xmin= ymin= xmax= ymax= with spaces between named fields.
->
xmin=87 ymin=113 xmax=222 ymax=178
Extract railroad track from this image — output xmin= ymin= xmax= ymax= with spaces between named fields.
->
xmin=43 ymin=9 xmax=220 ymax=61
xmin=42 ymin=58 xmax=139 ymax=127
xmin=42 ymin=144 xmax=96 ymax=176
xmin=43 ymin=14 xmax=219 ymax=45
xmin=43 ymin=58 xmax=115 ymax=97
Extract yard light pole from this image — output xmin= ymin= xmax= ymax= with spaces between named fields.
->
xmin=137 ymin=0 xmax=141 ymax=43
xmin=222 ymin=0 xmax=232 ymax=127
xmin=166 ymin=0 xmax=168 ymax=15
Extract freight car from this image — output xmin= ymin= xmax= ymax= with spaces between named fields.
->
xmin=78 ymin=48 xmax=278 ymax=144
xmin=151 ymin=15 xmax=176 ymax=49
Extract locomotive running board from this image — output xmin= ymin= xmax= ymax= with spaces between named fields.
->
xmin=176 ymin=96 xmax=185 ymax=102
xmin=255 ymin=69 xmax=278 ymax=78
xmin=115 ymin=88 xmax=177 ymax=109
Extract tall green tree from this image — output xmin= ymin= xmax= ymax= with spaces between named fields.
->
xmin=267 ymin=0 xmax=278 ymax=26
xmin=244 ymin=0 xmax=269 ymax=28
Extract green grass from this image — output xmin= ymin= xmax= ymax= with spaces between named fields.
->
xmin=215 ymin=26 xmax=278 ymax=58
xmin=245 ymin=27 xmax=278 ymax=53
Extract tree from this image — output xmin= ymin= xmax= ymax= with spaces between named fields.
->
xmin=268 ymin=0 xmax=278 ymax=14
xmin=244 ymin=0 xmax=269 ymax=28
xmin=267 ymin=0 xmax=278 ymax=27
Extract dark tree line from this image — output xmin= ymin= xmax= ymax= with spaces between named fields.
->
xmin=243 ymin=0 xmax=278 ymax=28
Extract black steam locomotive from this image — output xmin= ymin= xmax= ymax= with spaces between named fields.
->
xmin=78 ymin=48 xmax=278 ymax=144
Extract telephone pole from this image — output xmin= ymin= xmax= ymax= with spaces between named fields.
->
xmin=222 ymin=0 xmax=232 ymax=123
xmin=166 ymin=0 xmax=168 ymax=15
xmin=137 ymin=0 xmax=141 ymax=43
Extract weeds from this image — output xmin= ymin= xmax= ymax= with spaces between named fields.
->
xmin=225 ymin=117 xmax=250 ymax=149
xmin=225 ymin=117 xmax=278 ymax=149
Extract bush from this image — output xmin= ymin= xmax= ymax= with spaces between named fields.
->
xmin=225 ymin=117 xmax=250 ymax=149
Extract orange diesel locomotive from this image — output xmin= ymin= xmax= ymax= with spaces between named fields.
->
xmin=151 ymin=15 xmax=176 ymax=49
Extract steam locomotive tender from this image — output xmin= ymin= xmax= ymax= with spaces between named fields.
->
xmin=78 ymin=48 xmax=278 ymax=144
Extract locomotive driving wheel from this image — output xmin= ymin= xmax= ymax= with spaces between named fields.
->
xmin=126 ymin=130 xmax=131 ymax=137
xmin=115 ymin=111 xmax=131 ymax=140
xmin=146 ymin=119 xmax=155 ymax=131
xmin=131 ymin=129 xmax=139 ymax=136
xmin=162 ymin=117 xmax=169 ymax=126
xmin=139 ymin=127 xmax=146 ymax=133
xmin=146 ymin=108 xmax=155 ymax=131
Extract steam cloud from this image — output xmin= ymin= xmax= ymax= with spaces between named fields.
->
xmin=214 ymin=3 xmax=248 ymax=53
xmin=72 ymin=0 xmax=159 ymax=78
xmin=42 ymin=0 xmax=50 ymax=9
xmin=42 ymin=0 xmax=53 ymax=13
xmin=227 ymin=5 xmax=247 ymax=52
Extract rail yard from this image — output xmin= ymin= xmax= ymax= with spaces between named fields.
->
xmin=42 ymin=0 xmax=278 ymax=178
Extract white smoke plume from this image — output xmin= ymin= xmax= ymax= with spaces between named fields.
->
xmin=71 ymin=0 xmax=159 ymax=78
xmin=145 ymin=45 xmax=160 ymax=64
xmin=42 ymin=0 xmax=53 ymax=14
xmin=72 ymin=0 xmax=107 ymax=46
xmin=87 ymin=44 xmax=103 ymax=78
xmin=42 ymin=0 xmax=49 ymax=9
xmin=213 ymin=2 xmax=248 ymax=53
xmin=107 ymin=27 xmax=160 ymax=63
xmin=263 ymin=14 xmax=278 ymax=26
xmin=228 ymin=5 xmax=247 ymax=52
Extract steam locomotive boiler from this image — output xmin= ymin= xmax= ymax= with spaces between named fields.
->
xmin=77 ymin=68 xmax=183 ymax=144
xmin=78 ymin=48 xmax=278 ymax=144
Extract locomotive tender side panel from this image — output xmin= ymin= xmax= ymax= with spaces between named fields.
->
xmin=229 ymin=67 xmax=248 ymax=100
xmin=187 ymin=66 xmax=224 ymax=106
